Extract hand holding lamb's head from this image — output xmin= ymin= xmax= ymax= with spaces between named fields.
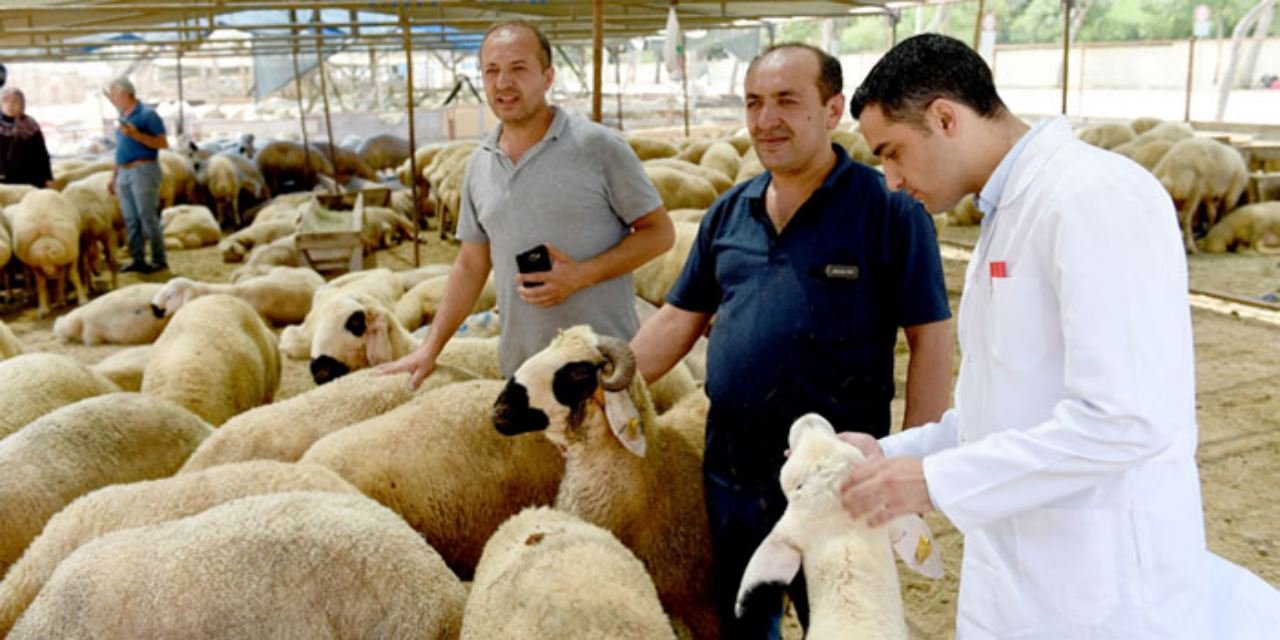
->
xmin=492 ymin=325 xmax=645 ymax=456
xmin=735 ymin=413 xmax=942 ymax=629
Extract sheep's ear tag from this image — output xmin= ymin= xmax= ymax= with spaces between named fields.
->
xmin=889 ymin=515 xmax=944 ymax=579
xmin=604 ymin=391 xmax=645 ymax=457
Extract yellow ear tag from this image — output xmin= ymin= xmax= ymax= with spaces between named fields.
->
xmin=604 ymin=390 xmax=646 ymax=457
xmin=914 ymin=534 xmax=932 ymax=565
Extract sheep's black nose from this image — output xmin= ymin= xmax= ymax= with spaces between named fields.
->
xmin=150 ymin=303 xmax=166 ymax=319
xmin=492 ymin=379 xmax=549 ymax=436
xmin=310 ymin=355 xmax=350 ymax=385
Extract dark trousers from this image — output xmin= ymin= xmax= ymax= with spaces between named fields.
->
xmin=704 ymin=470 xmax=809 ymax=640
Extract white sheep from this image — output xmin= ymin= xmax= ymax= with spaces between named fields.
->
xmin=0 ymin=460 xmax=359 ymax=636
xmin=141 ymin=294 xmax=281 ymax=426
xmin=279 ymin=267 xmax=405 ymax=359
xmin=0 ymin=392 xmax=212 ymax=576
xmin=1154 ymin=137 xmax=1249 ymax=253
xmin=151 ymin=267 xmax=325 ymax=326
xmin=1199 ymin=201 xmax=1280 ymax=253
xmin=627 ymin=136 xmax=680 ymax=161
xmin=1077 ymin=122 xmax=1136 ymax=150
xmin=9 ymin=491 xmax=466 ymax=640
xmin=0 ymin=352 xmax=119 ymax=441
xmin=361 ymin=205 xmax=417 ymax=250
xmin=228 ymin=232 xmax=300 ymax=282
xmin=0 ymin=320 xmax=21 ymax=361
xmin=218 ymin=219 xmax=295 ymax=262
xmin=61 ymin=173 xmax=120 ymax=292
xmin=89 ymin=345 xmax=152 ymax=392
xmin=394 ymin=272 xmax=496 ymax=331
xmin=646 ymin=158 xmax=734 ymax=195
xmin=461 ymin=506 xmax=676 ymax=640
xmin=699 ymin=141 xmax=743 ymax=181
xmin=157 ymin=149 xmax=198 ymax=210
xmin=0 ymin=216 xmax=11 ymax=276
xmin=199 ymin=154 xmax=245 ymax=228
xmin=0 ymin=184 xmax=35 ymax=207
xmin=491 ymin=325 xmax=719 ymax=639
xmin=50 ymin=157 xmax=112 ymax=190
xmin=178 ymin=365 xmax=479 ymax=473
xmin=635 ymin=220 xmax=698 ymax=307
xmin=301 ymin=379 xmax=565 ymax=578
xmin=735 ymin=413 xmax=942 ymax=640
xmin=160 ymin=204 xmax=221 ymax=250
xmin=394 ymin=263 xmax=454 ymax=290
xmin=12 ymin=189 xmax=85 ymax=317
xmin=645 ymin=165 xmax=719 ymax=211
xmin=52 ymin=282 xmax=168 ymax=345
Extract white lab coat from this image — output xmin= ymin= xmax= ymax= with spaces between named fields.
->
xmin=881 ymin=117 xmax=1215 ymax=639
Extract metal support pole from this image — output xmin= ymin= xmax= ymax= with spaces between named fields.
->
xmin=176 ymin=46 xmax=185 ymax=135
xmin=401 ymin=9 xmax=422 ymax=260
xmin=973 ymin=0 xmax=987 ymax=49
xmin=1184 ymin=36 xmax=1197 ymax=122
xmin=614 ymin=45 xmax=624 ymax=129
xmin=1061 ymin=0 xmax=1072 ymax=115
xmin=313 ymin=10 xmax=339 ymax=191
xmin=289 ymin=9 xmax=315 ymax=191
xmin=592 ymin=0 xmax=604 ymax=122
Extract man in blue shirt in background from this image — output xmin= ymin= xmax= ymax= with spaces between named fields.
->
xmin=631 ymin=43 xmax=954 ymax=638
xmin=106 ymin=77 xmax=169 ymax=274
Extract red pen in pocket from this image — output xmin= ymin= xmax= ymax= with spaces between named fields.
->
xmin=989 ymin=261 xmax=1007 ymax=279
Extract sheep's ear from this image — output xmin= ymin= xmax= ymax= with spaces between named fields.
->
xmin=604 ymin=390 xmax=645 ymax=457
xmin=363 ymin=308 xmax=393 ymax=366
xmin=889 ymin=514 xmax=944 ymax=579
xmin=735 ymin=530 xmax=802 ymax=619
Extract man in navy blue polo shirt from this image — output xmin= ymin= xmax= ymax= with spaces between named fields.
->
xmin=631 ymin=43 xmax=953 ymax=638
xmin=106 ymin=77 xmax=169 ymax=274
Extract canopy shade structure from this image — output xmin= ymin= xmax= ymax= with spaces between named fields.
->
xmin=0 ymin=1 xmax=896 ymax=61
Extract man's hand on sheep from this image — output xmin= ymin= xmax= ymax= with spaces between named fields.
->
xmin=839 ymin=457 xmax=933 ymax=528
xmin=515 ymin=245 xmax=590 ymax=308
xmin=836 ymin=431 xmax=885 ymax=462
xmin=376 ymin=347 xmax=437 ymax=391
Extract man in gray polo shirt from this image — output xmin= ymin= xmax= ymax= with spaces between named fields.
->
xmin=382 ymin=19 xmax=673 ymax=386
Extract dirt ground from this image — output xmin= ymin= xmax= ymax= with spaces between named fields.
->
xmin=3 ymin=223 xmax=1276 ymax=640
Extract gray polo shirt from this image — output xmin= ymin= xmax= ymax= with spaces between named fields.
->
xmin=457 ymin=107 xmax=664 ymax=376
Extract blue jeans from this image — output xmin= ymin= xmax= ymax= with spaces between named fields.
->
xmin=116 ymin=161 xmax=165 ymax=266
xmin=704 ymin=470 xmax=809 ymax=640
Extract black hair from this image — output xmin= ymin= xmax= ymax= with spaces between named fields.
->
xmin=849 ymin=33 xmax=1007 ymax=123
xmin=482 ymin=20 xmax=553 ymax=70
xmin=747 ymin=43 xmax=843 ymax=103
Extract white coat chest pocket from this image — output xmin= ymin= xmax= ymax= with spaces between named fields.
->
xmin=988 ymin=276 xmax=1052 ymax=370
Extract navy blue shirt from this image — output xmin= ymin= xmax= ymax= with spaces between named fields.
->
xmin=115 ymin=102 xmax=165 ymax=165
xmin=667 ymin=145 xmax=951 ymax=486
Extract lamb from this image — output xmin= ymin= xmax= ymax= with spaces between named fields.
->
xmin=1077 ymin=123 xmax=1135 ymax=150
xmin=12 ymin=189 xmax=85 ymax=317
xmin=1199 ymin=202 xmax=1280 ymax=253
xmin=394 ymin=272 xmax=496 ymax=331
xmin=0 ymin=320 xmax=21 ymax=361
xmin=157 ymin=149 xmax=198 ymax=210
xmin=735 ymin=413 xmax=942 ymax=640
xmin=635 ymin=220 xmax=698 ymax=307
xmin=302 ymin=379 xmax=565 ymax=578
xmin=280 ymin=267 xmax=405 ymax=358
xmin=178 ymin=365 xmax=479 ymax=473
xmin=60 ymin=173 xmax=119 ymax=291
xmin=151 ymin=267 xmax=325 ymax=326
xmin=0 ymin=460 xmax=359 ymax=636
xmin=627 ymin=136 xmax=680 ymax=161
xmin=0 ymin=392 xmax=212 ymax=576
xmin=89 ymin=345 xmax=152 ymax=391
xmin=141 ymin=294 xmax=281 ymax=426
xmin=229 ymin=233 xmax=300 ymax=282
xmin=645 ymin=165 xmax=719 ymax=211
xmin=160 ymin=204 xmax=221 ymax=249
xmin=305 ymin=291 xmax=424 ymax=384
xmin=491 ymin=326 xmax=719 ymax=639
xmin=198 ymin=154 xmax=246 ymax=228
xmin=0 ymin=353 xmax=120 ymax=440
xmin=461 ymin=506 xmax=676 ymax=640
xmin=52 ymin=283 xmax=168 ymax=345
xmin=698 ymin=141 xmax=742 ymax=182
xmin=9 ymin=491 xmax=466 ymax=640
xmin=646 ymin=158 xmax=734 ymax=195
xmin=218 ymin=219 xmax=295 ymax=262
xmin=1153 ymin=137 xmax=1249 ymax=253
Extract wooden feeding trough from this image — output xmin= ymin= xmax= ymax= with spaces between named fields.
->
xmin=296 ymin=192 xmax=372 ymax=276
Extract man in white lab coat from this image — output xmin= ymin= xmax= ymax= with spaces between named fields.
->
xmin=839 ymin=34 xmax=1275 ymax=639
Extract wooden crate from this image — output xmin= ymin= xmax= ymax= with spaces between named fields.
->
xmin=297 ymin=193 xmax=365 ymax=276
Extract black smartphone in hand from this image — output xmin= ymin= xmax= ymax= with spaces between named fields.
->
xmin=515 ymin=244 xmax=552 ymax=288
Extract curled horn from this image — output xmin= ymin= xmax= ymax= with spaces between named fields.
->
xmin=596 ymin=335 xmax=637 ymax=392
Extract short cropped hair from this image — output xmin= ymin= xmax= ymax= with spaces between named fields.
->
xmin=481 ymin=20 xmax=553 ymax=70
xmin=747 ymin=43 xmax=843 ymax=103
xmin=108 ymin=77 xmax=136 ymax=98
xmin=0 ymin=87 xmax=24 ymax=107
xmin=849 ymin=34 xmax=1007 ymax=123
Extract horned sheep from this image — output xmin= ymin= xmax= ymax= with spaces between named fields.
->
xmin=9 ymin=492 xmax=465 ymax=640
xmin=492 ymin=326 xmax=719 ymax=639
xmin=0 ymin=392 xmax=212 ymax=577
xmin=0 ymin=460 xmax=359 ymax=636
xmin=462 ymin=506 xmax=676 ymax=640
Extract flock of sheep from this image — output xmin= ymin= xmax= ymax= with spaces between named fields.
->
xmin=0 ymin=113 xmax=1271 ymax=638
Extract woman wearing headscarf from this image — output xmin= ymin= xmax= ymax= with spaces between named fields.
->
xmin=0 ymin=87 xmax=54 ymax=188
